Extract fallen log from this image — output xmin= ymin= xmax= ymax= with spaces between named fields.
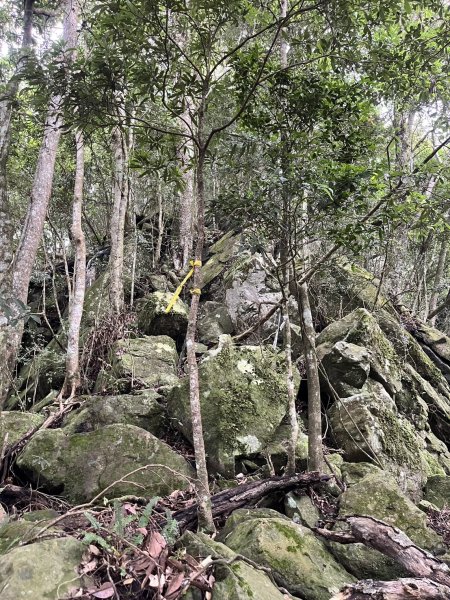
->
xmin=315 ymin=515 xmax=450 ymax=588
xmin=332 ymin=578 xmax=450 ymax=600
xmin=174 ymin=471 xmax=330 ymax=531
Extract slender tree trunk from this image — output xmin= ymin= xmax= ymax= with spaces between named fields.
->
xmin=0 ymin=0 xmax=35 ymax=294
xmin=278 ymin=0 xmax=298 ymax=475
xmin=178 ymin=107 xmax=196 ymax=270
xmin=185 ymin=90 xmax=214 ymax=532
xmin=155 ymin=184 xmax=164 ymax=265
xmin=297 ymin=198 xmax=323 ymax=472
xmin=60 ymin=131 xmax=85 ymax=399
xmin=429 ymin=228 xmax=449 ymax=326
xmin=0 ymin=0 xmax=79 ymax=407
xmin=109 ymin=111 xmax=129 ymax=314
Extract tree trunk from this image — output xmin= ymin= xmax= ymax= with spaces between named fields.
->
xmin=60 ymin=131 xmax=86 ymax=399
xmin=178 ymin=107 xmax=196 ymax=270
xmin=185 ymin=90 xmax=214 ymax=532
xmin=429 ymin=229 xmax=449 ymax=325
xmin=0 ymin=0 xmax=35 ymax=294
xmin=0 ymin=0 xmax=79 ymax=407
xmin=109 ymin=112 xmax=129 ymax=314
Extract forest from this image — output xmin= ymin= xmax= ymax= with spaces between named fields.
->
xmin=1 ymin=0 xmax=450 ymax=598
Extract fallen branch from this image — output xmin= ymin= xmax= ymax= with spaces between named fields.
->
xmin=232 ymin=300 xmax=284 ymax=343
xmin=332 ymin=578 xmax=450 ymax=600
xmin=174 ymin=471 xmax=329 ymax=531
xmin=315 ymin=515 xmax=450 ymax=587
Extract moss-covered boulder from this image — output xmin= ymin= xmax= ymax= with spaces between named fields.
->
xmin=17 ymin=424 xmax=194 ymax=504
xmin=0 ymin=411 xmax=44 ymax=448
xmin=198 ymin=301 xmax=234 ymax=343
xmin=137 ymin=291 xmax=188 ymax=340
xmin=221 ymin=515 xmax=354 ymax=599
xmin=424 ymin=475 xmax=450 ymax=509
xmin=319 ymin=341 xmax=370 ymax=397
xmin=328 ymin=470 xmax=444 ymax=581
xmin=179 ymin=530 xmax=286 ymax=600
xmin=0 ymin=520 xmax=51 ymax=555
xmin=97 ymin=335 xmax=179 ymax=393
xmin=0 ymin=537 xmax=86 ymax=599
xmin=168 ymin=337 xmax=300 ymax=475
xmin=62 ymin=391 xmax=165 ymax=436
xmin=284 ymin=493 xmax=320 ymax=528
xmin=317 ymin=308 xmax=402 ymax=396
xmin=201 ymin=231 xmax=243 ymax=287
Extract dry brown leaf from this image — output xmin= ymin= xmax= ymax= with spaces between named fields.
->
xmin=122 ymin=577 xmax=134 ymax=585
xmin=146 ymin=531 xmax=166 ymax=560
xmin=165 ymin=571 xmax=185 ymax=599
xmin=88 ymin=544 xmax=101 ymax=556
xmin=81 ymin=559 xmax=98 ymax=574
xmin=90 ymin=582 xmax=115 ymax=598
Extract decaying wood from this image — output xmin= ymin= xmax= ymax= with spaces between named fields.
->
xmin=332 ymin=578 xmax=450 ymax=600
xmin=316 ymin=516 xmax=450 ymax=588
xmin=174 ymin=471 xmax=330 ymax=531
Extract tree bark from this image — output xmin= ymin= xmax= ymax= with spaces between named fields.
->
xmin=60 ymin=131 xmax=86 ymax=399
xmin=173 ymin=471 xmax=329 ymax=532
xmin=185 ymin=89 xmax=214 ymax=533
xmin=332 ymin=578 xmax=450 ymax=600
xmin=178 ymin=107 xmax=196 ymax=270
xmin=429 ymin=228 xmax=449 ymax=325
xmin=0 ymin=0 xmax=79 ymax=407
xmin=0 ymin=0 xmax=35 ymax=294
xmin=109 ymin=109 xmax=129 ymax=314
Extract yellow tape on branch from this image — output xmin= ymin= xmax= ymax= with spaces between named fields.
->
xmin=164 ymin=259 xmax=202 ymax=313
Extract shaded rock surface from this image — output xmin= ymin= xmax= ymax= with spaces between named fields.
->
xmin=16 ymin=423 xmax=194 ymax=503
xmin=137 ymin=291 xmax=188 ymax=341
xmin=0 ymin=411 xmax=44 ymax=448
xmin=0 ymin=537 xmax=86 ymax=600
xmin=220 ymin=513 xmax=354 ymax=600
xmin=168 ymin=336 xmax=299 ymax=475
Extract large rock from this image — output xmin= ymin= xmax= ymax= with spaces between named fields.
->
xmin=328 ymin=379 xmax=432 ymax=495
xmin=220 ymin=514 xmax=354 ymax=599
xmin=328 ymin=470 xmax=444 ymax=581
xmin=17 ymin=424 xmax=194 ymax=504
xmin=198 ymin=301 xmax=234 ymax=344
xmin=137 ymin=291 xmax=188 ymax=341
xmin=168 ymin=336 xmax=299 ymax=475
xmin=317 ymin=308 xmax=403 ymax=397
xmin=62 ymin=391 xmax=165 ymax=436
xmin=0 ymin=411 xmax=44 ymax=448
xmin=424 ymin=475 xmax=450 ymax=509
xmin=179 ymin=530 xmax=286 ymax=600
xmin=96 ymin=335 xmax=179 ymax=393
xmin=0 ymin=537 xmax=86 ymax=599
xmin=319 ymin=341 xmax=370 ymax=397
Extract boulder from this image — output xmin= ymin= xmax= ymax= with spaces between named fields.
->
xmin=168 ymin=336 xmax=300 ymax=475
xmin=17 ymin=424 xmax=194 ymax=504
xmin=0 ymin=520 xmax=51 ymax=555
xmin=319 ymin=341 xmax=370 ymax=397
xmin=221 ymin=514 xmax=354 ymax=600
xmin=317 ymin=308 xmax=402 ymax=397
xmin=62 ymin=391 xmax=165 ymax=436
xmin=0 ymin=411 xmax=44 ymax=448
xmin=284 ymin=493 xmax=319 ymax=528
xmin=201 ymin=231 xmax=243 ymax=287
xmin=0 ymin=537 xmax=86 ymax=599
xmin=424 ymin=475 xmax=450 ymax=509
xmin=96 ymin=335 xmax=179 ymax=393
xmin=198 ymin=301 xmax=234 ymax=344
xmin=137 ymin=291 xmax=188 ymax=341
xmin=179 ymin=530 xmax=286 ymax=600
xmin=328 ymin=470 xmax=444 ymax=581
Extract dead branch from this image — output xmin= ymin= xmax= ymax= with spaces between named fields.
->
xmin=332 ymin=578 xmax=450 ymax=600
xmin=315 ymin=516 xmax=450 ymax=587
xmin=173 ymin=471 xmax=330 ymax=531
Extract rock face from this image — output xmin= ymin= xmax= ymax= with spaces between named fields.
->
xmin=198 ymin=301 xmax=234 ymax=344
xmin=317 ymin=308 xmax=450 ymax=496
xmin=220 ymin=511 xmax=354 ymax=600
xmin=168 ymin=336 xmax=299 ymax=475
xmin=328 ymin=469 xmax=444 ymax=580
xmin=179 ymin=530 xmax=286 ymax=600
xmin=0 ymin=411 xmax=44 ymax=447
xmin=0 ymin=537 xmax=86 ymax=599
xmin=424 ymin=475 xmax=450 ymax=508
xmin=17 ymin=424 xmax=194 ymax=503
xmin=97 ymin=335 xmax=179 ymax=393
xmin=62 ymin=391 xmax=165 ymax=436
xmin=137 ymin=291 xmax=188 ymax=341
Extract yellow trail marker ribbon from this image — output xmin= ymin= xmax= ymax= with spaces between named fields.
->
xmin=165 ymin=259 xmax=202 ymax=313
